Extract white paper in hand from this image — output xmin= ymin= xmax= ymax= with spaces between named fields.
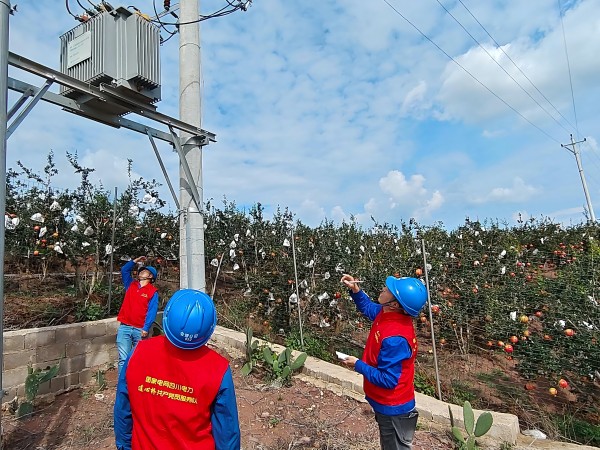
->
xmin=335 ymin=351 xmax=349 ymax=360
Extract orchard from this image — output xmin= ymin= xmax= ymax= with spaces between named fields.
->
xmin=3 ymin=152 xmax=599 ymax=446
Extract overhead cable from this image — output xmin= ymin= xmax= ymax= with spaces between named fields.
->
xmin=436 ymin=0 xmax=574 ymax=136
xmin=456 ymin=0 xmax=578 ymax=133
xmin=557 ymin=0 xmax=581 ymax=139
xmin=380 ymin=0 xmax=562 ymax=144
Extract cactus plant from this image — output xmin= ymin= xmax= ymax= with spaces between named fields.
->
xmin=16 ymin=362 xmax=60 ymax=419
xmin=241 ymin=327 xmax=261 ymax=376
xmin=449 ymin=401 xmax=494 ymax=450
xmin=241 ymin=328 xmax=308 ymax=384
xmin=261 ymin=346 xmax=307 ymax=384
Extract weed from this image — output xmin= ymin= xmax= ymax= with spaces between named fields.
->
xmin=414 ymin=370 xmax=437 ymax=398
xmin=75 ymin=301 xmax=104 ymax=322
xmin=556 ymin=414 xmax=600 ymax=447
xmin=269 ymin=416 xmax=281 ymax=427
xmin=284 ymin=329 xmax=332 ymax=362
xmin=447 ymin=380 xmax=478 ymax=406
xmin=96 ymin=369 xmax=107 ymax=391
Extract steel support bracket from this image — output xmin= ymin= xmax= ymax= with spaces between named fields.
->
xmin=6 ymin=79 xmax=53 ymax=139
xmin=183 ymin=134 xmax=210 ymax=148
xmin=168 ymin=126 xmax=203 ymax=212
xmin=146 ymin=129 xmax=180 ymax=210
xmin=7 ymin=87 xmax=33 ymax=120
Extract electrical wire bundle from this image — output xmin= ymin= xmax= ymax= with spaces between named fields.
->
xmin=65 ymin=0 xmax=252 ymax=44
xmin=150 ymin=0 xmax=252 ymax=44
xmin=65 ymin=0 xmax=114 ymax=22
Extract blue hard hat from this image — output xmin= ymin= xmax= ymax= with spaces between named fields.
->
xmin=385 ymin=276 xmax=428 ymax=317
xmin=139 ymin=266 xmax=158 ymax=282
xmin=163 ymin=289 xmax=217 ymax=350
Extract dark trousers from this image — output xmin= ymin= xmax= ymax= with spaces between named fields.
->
xmin=375 ymin=410 xmax=419 ymax=450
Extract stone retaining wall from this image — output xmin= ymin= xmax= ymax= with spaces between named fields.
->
xmin=2 ymin=318 xmax=120 ymax=403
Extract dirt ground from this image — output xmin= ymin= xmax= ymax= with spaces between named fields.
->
xmin=2 ymin=344 xmax=455 ymax=450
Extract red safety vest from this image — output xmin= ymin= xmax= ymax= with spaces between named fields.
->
xmin=126 ymin=335 xmax=229 ymax=450
xmin=117 ymin=282 xmax=157 ymax=328
xmin=362 ymin=311 xmax=417 ymax=406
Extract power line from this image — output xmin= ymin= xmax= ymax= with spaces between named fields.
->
xmin=65 ymin=0 xmax=78 ymax=18
xmin=151 ymin=0 xmax=251 ymax=26
xmin=380 ymin=0 xmax=562 ymax=144
xmin=152 ymin=0 xmax=179 ymax=43
xmin=557 ymin=0 xmax=581 ymax=139
xmin=456 ymin=0 xmax=578 ymax=133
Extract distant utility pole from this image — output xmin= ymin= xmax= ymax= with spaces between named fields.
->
xmin=179 ymin=0 xmax=206 ymax=290
xmin=561 ymin=134 xmax=596 ymax=223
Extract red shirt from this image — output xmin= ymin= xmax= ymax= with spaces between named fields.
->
xmin=117 ymin=282 xmax=158 ymax=329
xmin=126 ymin=336 xmax=230 ymax=450
xmin=362 ymin=311 xmax=417 ymax=406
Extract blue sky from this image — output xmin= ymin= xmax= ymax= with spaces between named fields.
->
xmin=6 ymin=0 xmax=600 ymax=229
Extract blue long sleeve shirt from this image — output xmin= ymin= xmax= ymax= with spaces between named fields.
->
xmin=114 ymin=352 xmax=241 ymax=450
xmin=120 ymin=260 xmax=159 ymax=332
xmin=350 ymin=289 xmax=415 ymax=415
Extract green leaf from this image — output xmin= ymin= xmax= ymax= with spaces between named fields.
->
xmin=281 ymin=366 xmax=291 ymax=379
xmin=263 ymin=347 xmax=274 ymax=365
xmin=452 ymin=426 xmax=465 ymax=443
xmin=38 ymin=363 xmax=60 ymax=384
xmin=241 ymin=362 xmax=253 ymax=376
xmin=474 ymin=412 xmax=493 ymax=437
xmin=277 ymin=348 xmax=288 ymax=364
xmin=16 ymin=401 xmax=34 ymax=419
xmin=24 ymin=371 xmax=41 ymax=401
xmin=290 ymin=352 xmax=307 ymax=371
xmin=463 ymin=401 xmax=475 ymax=435
xmin=466 ymin=435 xmax=477 ymax=450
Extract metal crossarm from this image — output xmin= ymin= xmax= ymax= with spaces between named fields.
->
xmin=8 ymin=51 xmax=216 ymax=142
xmin=7 ymin=77 xmax=175 ymax=144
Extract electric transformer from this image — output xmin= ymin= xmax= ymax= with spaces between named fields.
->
xmin=59 ymin=6 xmax=161 ymax=114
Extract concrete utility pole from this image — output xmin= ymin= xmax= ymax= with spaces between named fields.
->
xmin=561 ymin=134 xmax=596 ymax=222
xmin=179 ymin=0 xmax=206 ymax=290
xmin=0 ymin=0 xmax=10 ymax=439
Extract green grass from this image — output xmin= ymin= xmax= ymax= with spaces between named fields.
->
xmin=556 ymin=415 xmax=600 ymax=447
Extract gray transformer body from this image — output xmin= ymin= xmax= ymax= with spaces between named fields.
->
xmin=59 ymin=6 xmax=161 ymax=115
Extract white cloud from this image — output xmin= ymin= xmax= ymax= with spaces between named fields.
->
xmin=4 ymin=0 xmax=600 ymax=231
xmin=330 ymin=206 xmax=348 ymax=224
xmin=380 ymin=171 xmax=427 ymax=203
xmin=415 ymin=190 xmax=445 ymax=219
xmin=400 ymin=81 xmax=429 ymax=117
xmin=296 ymin=199 xmax=326 ymax=226
xmin=470 ymin=178 xmax=539 ymax=204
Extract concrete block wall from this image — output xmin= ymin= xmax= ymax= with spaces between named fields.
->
xmin=2 ymin=318 xmax=120 ymax=403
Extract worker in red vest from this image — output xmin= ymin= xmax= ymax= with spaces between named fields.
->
xmin=340 ymin=274 xmax=428 ymax=450
xmin=116 ymin=256 xmax=159 ymax=373
xmin=114 ymin=289 xmax=241 ymax=450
